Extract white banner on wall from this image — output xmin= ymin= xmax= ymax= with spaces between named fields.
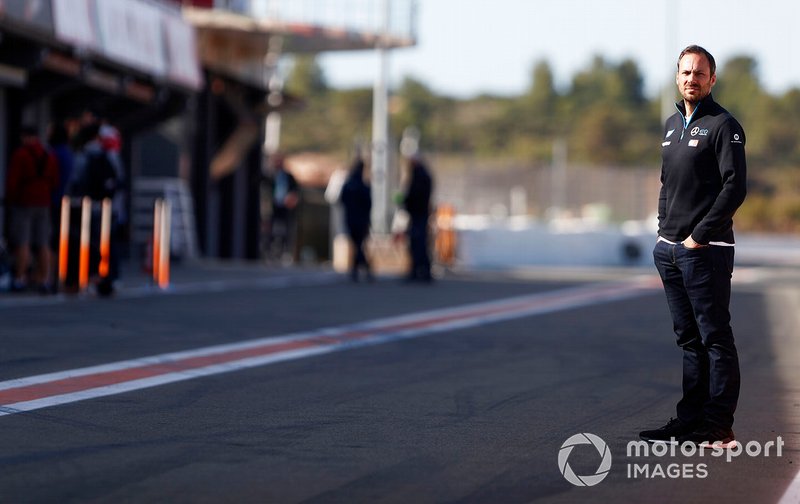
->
xmin=163 ymin=13 xmax=203 ymax=90
xmin=52 ymin=0 xmax=95 ymax=48
xmin=50 ymin=0 xmax=201 ymax=90
xmin=95 ymin=0 xmax=167 ymax=78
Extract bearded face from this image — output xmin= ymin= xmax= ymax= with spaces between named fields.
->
xmin=676 ymin=52 xmax=716 ymax=106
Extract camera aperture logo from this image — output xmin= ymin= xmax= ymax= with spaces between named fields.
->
xmin=558 ymin=433 xmax=612 ymax=487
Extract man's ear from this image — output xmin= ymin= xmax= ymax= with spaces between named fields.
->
xmin=710 ymin=74 xmax=717 ymax=88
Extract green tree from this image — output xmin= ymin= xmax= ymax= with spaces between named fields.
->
xmin=392 ymin=77 xmax=439 ymax=150
xmin=521 ymin=60 xmax=559 ymax=131
xmin=285 ymin=55 xmax=328 ymax=97
xmin=565 ymin=56 xmax=658 ymax=164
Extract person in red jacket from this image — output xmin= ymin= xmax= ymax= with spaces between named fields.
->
xmin=6 ymin=126 xmax=59 ymax=293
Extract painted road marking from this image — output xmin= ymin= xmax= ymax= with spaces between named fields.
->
xmin=0 ymin=278 xmax=659 ymax=417
xmin=779 ymin=469 xmax=800 ymax=504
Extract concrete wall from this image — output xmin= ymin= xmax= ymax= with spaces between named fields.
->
xmin=455 ymin=216 xmax=656 ymax=268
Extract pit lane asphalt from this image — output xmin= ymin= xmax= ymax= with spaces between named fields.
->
xmin=0 ymin=266 xmax=798 ymax=503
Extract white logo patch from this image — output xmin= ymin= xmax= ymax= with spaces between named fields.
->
xmin=662 ymin=141 xmax=671 ymax=146
xmin=732 ymin=133 xmax=743 ymax=144
xmin=688 ymin=139 xmax=699 ymax=147
xmin=666 ymin=129 xmax=675 ymax=138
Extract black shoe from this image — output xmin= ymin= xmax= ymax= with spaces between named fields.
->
xmin=679 ymin=423 xmax=736 ymax=448
xmin=639 ymin=417 xmax=698 ymax=444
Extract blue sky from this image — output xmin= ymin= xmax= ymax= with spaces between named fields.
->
xmin=319 ymin=0 xmax=800 ymax=98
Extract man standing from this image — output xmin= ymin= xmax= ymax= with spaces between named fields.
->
xmin=339 ymin=158 xmax=373 ymax=282
xmin=267 ymin=154 xmax=299 ymax=262
xmin=6 ymin=126 xmax=59 ymax=293
xmin=640 ymin=46 xmax=747 ymax=447
xmin=402 ymin=155 xmax=433 ymax=283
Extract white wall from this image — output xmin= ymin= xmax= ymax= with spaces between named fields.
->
xmin=456 ymin=217 xmax=655 ymax=269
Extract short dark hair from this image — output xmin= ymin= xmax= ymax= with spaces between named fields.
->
xmin=20 ymin=125 xmax=38 ymax=137
xmin=678 ymin=45 xmax=716 ymax=76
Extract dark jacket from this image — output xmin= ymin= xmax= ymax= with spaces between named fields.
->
xmin=404 ymin=161 xmax=433 ymax=223
xmin=69 ymin=142 xmax=118 ymax=201
xmin=340 ymin=161 xmax=372 ymax=237
xmin=658 ymin=94 xmax=747 ymax=244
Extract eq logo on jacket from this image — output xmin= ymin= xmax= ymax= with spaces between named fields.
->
xmin=690 ymin=127 xmax=709 ymax=136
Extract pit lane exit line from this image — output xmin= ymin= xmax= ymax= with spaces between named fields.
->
xmin=0 ymin=277 xmax=659 ymax=417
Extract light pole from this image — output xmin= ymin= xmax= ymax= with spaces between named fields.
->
xmin=371 ymin=0 xmax=391 ymax=234
xmin=661 ymin=0 xmax=678 ymax=123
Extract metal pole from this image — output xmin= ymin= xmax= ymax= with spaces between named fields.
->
xmin=58 ymin=196 xmax=70 ymax=287
xmin=159 ymin=199 xmax=172 ymax=289
xmin=153 ymin=199 xmax=162 ymax=285
xmin=371 ymin=0 xmax=391 ymax=234
xmin=98 ymin=198 xmax=112 ymax=279
xmin=661 ymin=0 xmax=678 ymax=123
xmin=263 ymin=35 xmax=284 ymax=157
xmin=78 ymin=197 xmax=92 ymax=293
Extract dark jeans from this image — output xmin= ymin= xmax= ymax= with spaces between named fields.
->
xmin=349 ymin=229 xmax=370 ymax=276
xmin=268 ymin=207 xmax=293 ymax=259
xmin=407 ymin=219 xmax=431 ymax=280
xmin=653 ymin=240 xmax=740 ymax=429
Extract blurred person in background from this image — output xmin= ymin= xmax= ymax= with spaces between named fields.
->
xmin=67 ymin=122 xmax=121 ymax=294
xmin=47 ymin=121 xmax=74 ymax=281
xmin=402 ymin=155 xmax=433 ymax=283
xmin=266 ymin=153 xmax=299 ymax=262
xmin=6 ymin=126 xmax=59 ymax=293
xmin=339 ymin=157 xmax=373 ymax=282
xmin=640 ymin=45 xmax=747 ymax=448
xmin=99 ymin=120 xmax=127 ymax=228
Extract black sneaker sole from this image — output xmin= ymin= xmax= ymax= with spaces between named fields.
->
xmin=640 ymin=436 xmax=680 ymax=445
xmin=698 ymin=439 xmax=737 ymax=449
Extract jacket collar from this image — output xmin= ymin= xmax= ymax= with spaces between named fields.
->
xmin=675 ymin=93 xmax=716 ymax=121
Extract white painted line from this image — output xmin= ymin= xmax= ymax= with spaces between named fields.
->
xmin=778 ymin=469 xmax=800 ymax=504
xmin=0 ymin=278 xmax=657 ymax=417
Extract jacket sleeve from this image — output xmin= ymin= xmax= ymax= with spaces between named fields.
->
xmin=657 ymin=163 xmax=666 ymax=229
xmin=691 ymin=117 xmax=747 ymax=244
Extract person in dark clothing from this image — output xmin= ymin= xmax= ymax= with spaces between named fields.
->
xmin=266 ymin=154 xmax=299 ymax=262
xmin=640 ymin=45 xmax=747 ymax=448
xmin=6 ymin=126 xmax=60 ymax=292
xmin=67 ymin=123 xmax=121 ymax=294
xmin=402 ymin=156 xmax=433 ymax=282
xmin=339 ymin=158 xmax=373 ymax=282
xmin=69 ymin=123 xmax=118 ymax=202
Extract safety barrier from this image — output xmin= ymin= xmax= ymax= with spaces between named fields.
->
xmin=57 ymin=196 xmax=172 ymax=293
xmin=151 ymin=198 xmax=171 ymax=290
xmin=57 ymin=196 xmax=113 ymax=293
